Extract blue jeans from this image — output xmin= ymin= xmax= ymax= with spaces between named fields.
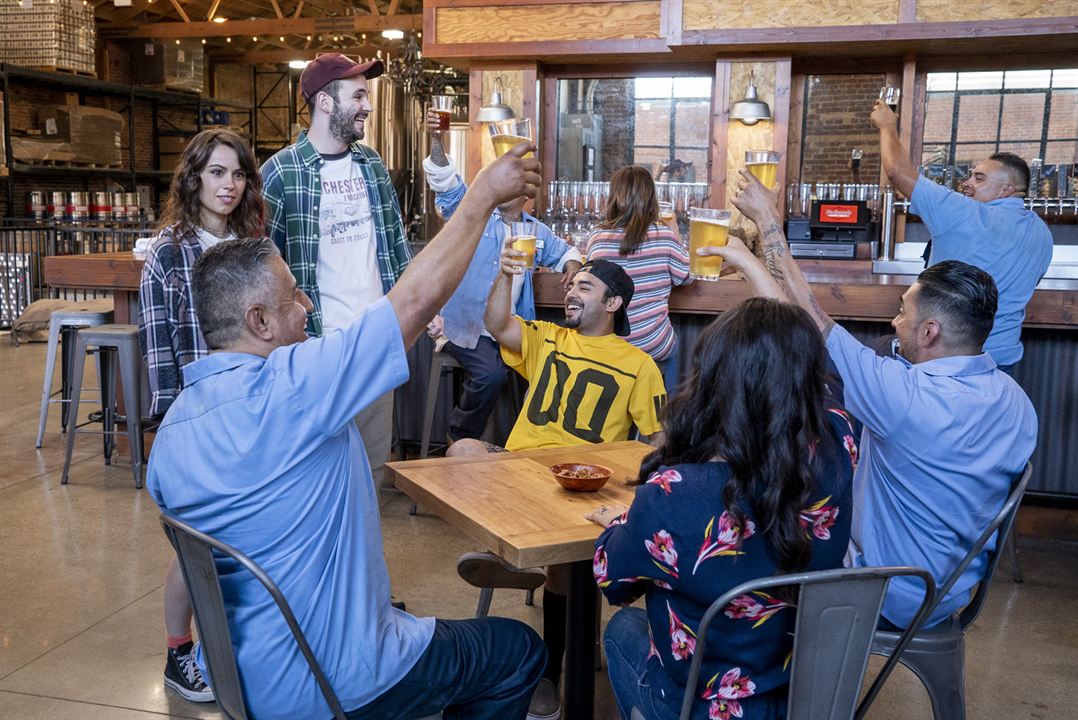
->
xmin=655 ymin=343 xmax=680 ymax=396
xmin=443 ymin=337 xmax=508 ymax=441
xmin=603 ymin=608 xmax=662 ymax=720
xmin=346 ymin=617 xmax=546 ymax=720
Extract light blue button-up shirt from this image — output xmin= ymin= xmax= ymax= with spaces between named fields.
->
xmin=434 ymin=179 xmax=578 ymax=350
xmin=827 ymin=324 xmax=1037 ymax=628
xmin=147 ymin=297 xmax=433 ymax=720
xmin=912 ymin=176 xmax=1053 ymax=366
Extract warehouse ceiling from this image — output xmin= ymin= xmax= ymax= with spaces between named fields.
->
xmin=94 ymin=0 xmax=426 ymax=64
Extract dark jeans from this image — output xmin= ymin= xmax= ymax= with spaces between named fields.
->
xmin=603 ymin=608 xmax=660 ymax=720
xmin=443 ymin=337 xmax=508 ymax=442
xmin=346 ymin=617 xmax=546 ymax=720
xmin=655 ymin=341 xmax=680 ymax=396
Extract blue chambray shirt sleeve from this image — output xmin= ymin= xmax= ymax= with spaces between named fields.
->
xmin=910 ymin=176 xmax=975 ymax=245
xmin=434 ymin=179 xmax=467 ymax=220
xmin=536 ymin=222 xmax=573 ymax=269
xmin=269 ymin=297 xmax=410 ymax=440
xmin=825 ymin=324 xmax=914 ymax=437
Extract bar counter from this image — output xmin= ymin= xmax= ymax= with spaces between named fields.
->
xmin=534 ymin=259 xmax=1078 ymax=329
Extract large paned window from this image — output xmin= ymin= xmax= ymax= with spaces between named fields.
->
xmin=922 ymin=69 xmax=1078 ymax=168
xmin=632 ymin=77 xmax=712 ymax=181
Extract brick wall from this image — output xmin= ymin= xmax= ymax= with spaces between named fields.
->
xmin=799 ymin=74 xmax=885 ymax=184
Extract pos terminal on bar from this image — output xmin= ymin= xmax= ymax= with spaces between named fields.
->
xmin=786 ymin=199 xmax=874 ymax=260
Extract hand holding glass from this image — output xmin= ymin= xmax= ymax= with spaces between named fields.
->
xmin=510 ymin=221 xmax=537 ymax=269
xmin=689 ymin=208 xmax=731 ymax=280
xmin=430 ymin=95 xmax=453 ymax=132
xmin=489 ymin=118 xmax=534 ymax=159
xmin=880 ymin=86 xmax=901 ymax=112
xmin=745 ymin=150 xmax=781 ymax=189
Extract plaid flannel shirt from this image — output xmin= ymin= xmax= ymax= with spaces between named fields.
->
xmin=261 ymin=131 xmax=411 ymax=336
xmin=137 ymin=224 xmax=209 ymax=418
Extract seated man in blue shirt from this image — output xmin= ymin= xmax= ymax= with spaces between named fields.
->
xmin=146 ymin=144 xmax=547 ymax=720
xmin=872 ymin=101 xmax=1053 ymax=373
xmin=422 ymin=108 xmax=582 ymax=444
xmin=708 ymin=169 xmax=1038 ymax=630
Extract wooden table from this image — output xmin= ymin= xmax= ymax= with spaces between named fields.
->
xmin=42 ymin=251 xmax=145 ymax=324
xmin=386 ymin=440 xmax=654 ymax=720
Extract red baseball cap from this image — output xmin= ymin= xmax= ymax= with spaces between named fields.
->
xmin=300 ymin=53 xmax=385 ymax=102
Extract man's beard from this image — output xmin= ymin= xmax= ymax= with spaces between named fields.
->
xmin=329 ymin=102 xmax=363 ymax=144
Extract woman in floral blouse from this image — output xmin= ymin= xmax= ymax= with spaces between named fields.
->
xmin=588 ymin=297 xmax=857 ymax=720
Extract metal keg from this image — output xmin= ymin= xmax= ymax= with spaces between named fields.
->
xmin=67 ymin=191 xmax=89 ymax=221
xmin=24 ymin=191 xmax=46 ymax=220
xmin=111 ymin=192 xmax=126 ymax=220
xmin=90 ymin=191 xmax=111 ymax=220
xmin=124 ymin=192 xmax=140 ymax=221
xmin=47 ymin=191 xmax=66 ymax=219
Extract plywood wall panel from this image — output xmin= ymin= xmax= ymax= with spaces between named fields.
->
xmin=434 ymin=2 xmax=661 ymax=45
xmin=682 ymin=0 xmax=900 ymax=30
xmin=917 ymin=0 xmax=1072 ymax=23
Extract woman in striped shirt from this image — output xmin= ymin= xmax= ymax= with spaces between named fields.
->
xmin=586 ymin=165 xmax=691 ymax=391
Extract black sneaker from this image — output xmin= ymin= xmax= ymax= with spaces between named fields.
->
xmin=164 ymin=641 xmax=215 ymax=702
xmin=527 ymin=678 xmax=561 ymax=720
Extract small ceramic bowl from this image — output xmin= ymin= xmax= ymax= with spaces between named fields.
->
xmin=550 ymin=463 xmax=613 ymax=492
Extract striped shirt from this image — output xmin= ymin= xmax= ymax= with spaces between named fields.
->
xmin=261 ymin=131 xmax=411 ymax=337
xmin=586 ymin=224 xmax=690 ymax=361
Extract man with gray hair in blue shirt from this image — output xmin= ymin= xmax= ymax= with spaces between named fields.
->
xmin=872 ymin=100 xmax=1053 ymax=374
xmin=147 ymin=144 xmax=546 ymax=720
xmin=706 ymin=169 xmax=1037 ymax=631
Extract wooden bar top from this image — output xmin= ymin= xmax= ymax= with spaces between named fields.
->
xmin=536 ymin=259 xmax=1078 ymax=329
xmin=43 ymin=252 xmax=144 ymax=292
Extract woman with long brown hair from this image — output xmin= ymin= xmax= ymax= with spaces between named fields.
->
xmin=587 ymin=286 xmax=856 ymax=720
xmin=137 ymin=127 xmax=264 ymax=704
xmin=585 ymin=165 xmax=690 ymax=391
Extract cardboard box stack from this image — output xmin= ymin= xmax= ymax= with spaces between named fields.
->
xmin=130 ymin=40 xmax=205 ymax=93
xmin=0 ymin=0 xmax=96 ymax=75
xmin=12 ymin=105 xmax=125 ymax=166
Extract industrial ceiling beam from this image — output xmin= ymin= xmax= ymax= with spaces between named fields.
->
xmin=102 ymin=14 xmax=420 ymax=38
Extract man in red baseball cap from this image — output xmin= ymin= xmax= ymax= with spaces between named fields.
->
xmin=262 ymin=52 xmax=409 ymax=502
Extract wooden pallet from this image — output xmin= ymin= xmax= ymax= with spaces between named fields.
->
xmin=33 ymin=66 xmax=96 ymax=79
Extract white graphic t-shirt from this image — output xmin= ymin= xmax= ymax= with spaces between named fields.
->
xmin=317 ymin=152 xmax=384 ymax=332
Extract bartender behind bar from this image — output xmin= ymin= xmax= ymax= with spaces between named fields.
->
xmin=871 ymin=100 xmax=1053 ymax=374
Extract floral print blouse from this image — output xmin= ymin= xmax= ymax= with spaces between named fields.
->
xmin=594 ymin=408 xmax=857 ymax=720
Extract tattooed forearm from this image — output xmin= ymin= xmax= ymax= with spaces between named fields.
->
xmin=430 ymin=136 xmax=450 ymax=167
xmin=763 ymin=247 xmax=785 ymax=281
xmin=761 ymin=222 xmax=784 ymax=239
xmin=809 ymin=293 xmax=835 ymax=336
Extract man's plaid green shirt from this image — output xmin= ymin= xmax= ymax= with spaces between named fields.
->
xmin=261 ymin=131 xmax=412 ymax=336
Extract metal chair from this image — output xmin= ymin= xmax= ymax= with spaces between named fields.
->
xmin=35 ymin=306 xmax=113 ymax=447
xmin=629 ymin=566 xmax=936 ymax=720
xmin=160 ymin=513 xmax=348 ymax=720
xmin=61 ymin=324 xmax=148 ymax=488
xmin=861 ymin=461 xmax=1033 ymax=720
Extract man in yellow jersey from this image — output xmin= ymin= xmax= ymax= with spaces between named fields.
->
xmin=448 ymin=248 xmax=665 ymax=457
xmin=448 ymin=242 xmax=666 ymax=720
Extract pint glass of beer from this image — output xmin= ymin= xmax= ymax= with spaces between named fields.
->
xmin=431 ymin=95 xmax=453 ymax=131
xmin=879 ymin=86 xmax=901 ymax=113
xmin=688 ymin=208 xmax=731 ymax=280
xmin=658 ymin=201 xmax=675 ymax=223
xmin=745 ymin=150 xmax=781 ymax=189
xmin=510 ymin=220 xmax=537 ymax=269
xmin=489 ymin=118 xmax=534 ymax=158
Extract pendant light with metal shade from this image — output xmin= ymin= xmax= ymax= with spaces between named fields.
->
xmin=730 ymin=71 xmax=772 ymax=125
xmin=476 ymin=75 xmax=515 ymax=122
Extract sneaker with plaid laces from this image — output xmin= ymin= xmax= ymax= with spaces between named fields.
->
xmin=164 ymin=641 xmax=215 ymax=702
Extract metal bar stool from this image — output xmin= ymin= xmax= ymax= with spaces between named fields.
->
xmin=61 ymin=324 xmax=148 ymax=489
xmin=409 ymin=347 xmax=464 ymax=516
xmin=35 ymin=307 xmax=114 ymax=448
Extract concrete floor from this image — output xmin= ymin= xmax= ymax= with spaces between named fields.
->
xmin=0 ymin=334 xmax=1075 ymax=719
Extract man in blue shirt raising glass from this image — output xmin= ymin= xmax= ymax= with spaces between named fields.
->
xmin=872 ymin=100 xmax=1053 ymax=373
xmin=147 ymin=144 xmax=547 ymax=720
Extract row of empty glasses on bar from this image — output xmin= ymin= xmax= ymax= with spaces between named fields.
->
xmin=786 ymin=182 xmax=883 ymax=220
xmin=542 ymin=180 xmax=712 ymax=245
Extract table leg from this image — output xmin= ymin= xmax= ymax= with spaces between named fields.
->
xmin=564 ymin=559 xmax=599 ymax=720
